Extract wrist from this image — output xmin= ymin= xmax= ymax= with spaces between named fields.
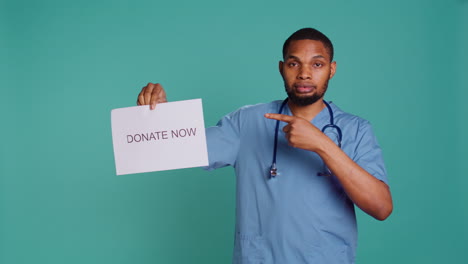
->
xmin=314 ymin=134 xmax=338 ymax=156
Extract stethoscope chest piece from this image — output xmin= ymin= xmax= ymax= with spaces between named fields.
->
xmin=269 ymin=163 xmax=278 ymax=179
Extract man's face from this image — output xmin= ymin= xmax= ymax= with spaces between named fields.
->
xmin=280 ymin=40 xmax=336 ymax=106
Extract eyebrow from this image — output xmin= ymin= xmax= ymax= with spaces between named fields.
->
xmin=312 ymin=55 xmax=326 ymax=59
xmin=285 ymin=55 xmax=327 ymax=61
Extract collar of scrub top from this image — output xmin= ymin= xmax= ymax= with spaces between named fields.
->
xmin=269 ymin=98 xmax=343 ymax=179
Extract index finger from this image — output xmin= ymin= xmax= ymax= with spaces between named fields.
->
xmin=264 ymin=113 xmax=295 ymax=123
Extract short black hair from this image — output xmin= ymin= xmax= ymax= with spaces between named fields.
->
xmin=282 ymin=28 xmax=334 ymax=61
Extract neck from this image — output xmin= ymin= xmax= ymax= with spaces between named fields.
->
xmin=288 ymin=99 xmax=326 ymax=121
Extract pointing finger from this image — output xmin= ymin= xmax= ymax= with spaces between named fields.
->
xmin=264 ymin=113 xmax=295 ymax=123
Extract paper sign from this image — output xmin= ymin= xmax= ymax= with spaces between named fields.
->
xmin=111 ymin=99 xmax=208 ymax=175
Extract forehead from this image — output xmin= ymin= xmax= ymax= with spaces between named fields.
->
xmin=285 ymin=39 xmax=330 ymax=60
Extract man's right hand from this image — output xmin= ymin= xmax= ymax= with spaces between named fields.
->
xmin=137 ymin=83 xmax=167 ymax=110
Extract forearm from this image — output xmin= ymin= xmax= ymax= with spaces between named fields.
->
xmin=315 ymin=138 xmax=393 ymax=220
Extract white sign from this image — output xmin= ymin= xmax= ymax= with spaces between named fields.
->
xmin=111 ymin=99 xmax=208 ymax=175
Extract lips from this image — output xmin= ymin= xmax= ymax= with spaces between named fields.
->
xmin=294 ymin=84 xmax=316 ymax=93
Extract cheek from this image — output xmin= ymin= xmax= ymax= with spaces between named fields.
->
xmin=283 ymin=72 xmax=296 ymax=83
xmin=315 ymin=71 xmax=331 ymax=82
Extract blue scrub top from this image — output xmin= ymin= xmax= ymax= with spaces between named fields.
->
xmin=205 ymin=100 xmax=388 ymax=264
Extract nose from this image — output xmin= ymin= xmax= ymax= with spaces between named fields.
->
xmin=297 ymin=65 xmax=312 ymax=80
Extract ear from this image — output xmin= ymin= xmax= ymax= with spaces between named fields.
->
xmin=279 ymin=61 xmax=284 ymax=77
xmin=329 ymin=61 xmax=337 ymax=79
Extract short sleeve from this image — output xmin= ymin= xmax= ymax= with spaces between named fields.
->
xmin=203 ymin=110 xmax=241 ymax=170
xmin=352 ymin=121 xmax=388 ymax=184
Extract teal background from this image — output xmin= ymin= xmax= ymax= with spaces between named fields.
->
xmin=2 ymin=0 xmax=467 ymax=263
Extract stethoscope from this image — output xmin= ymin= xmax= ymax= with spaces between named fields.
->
xmin=269 ymin=98 xmax=342 ymax=179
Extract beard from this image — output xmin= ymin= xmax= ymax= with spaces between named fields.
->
xmin=285 ymin=80 xmax=329 ymax=106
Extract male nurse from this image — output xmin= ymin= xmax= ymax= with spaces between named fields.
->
xmin=136 ymin=28 xmax=393 ymax=264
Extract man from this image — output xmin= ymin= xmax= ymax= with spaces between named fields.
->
xmin=137 ymin=28 xmax=392 ymax=264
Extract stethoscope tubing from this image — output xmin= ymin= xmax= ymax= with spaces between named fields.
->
xmin=269 ymin=98 xmax=342 ymax=179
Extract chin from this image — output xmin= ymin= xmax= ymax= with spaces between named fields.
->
xmin=288 ymin=94 xmax=321 ymax=106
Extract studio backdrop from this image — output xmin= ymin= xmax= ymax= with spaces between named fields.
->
xmin=1 ymin=0 xmax=467 ymax=263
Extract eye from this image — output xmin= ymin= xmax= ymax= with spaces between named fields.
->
xmin=313 ymin=62 xmax=323 ymax=67
xmin=288 ymin=62 xmax=298 ymax=67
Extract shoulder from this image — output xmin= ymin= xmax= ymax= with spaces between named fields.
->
xmin=239 ymin=100 xmax=283 ymax=113
xmin=213 ymin=100 xmax=283 ymax=131
xmin=224 ymin=100 xmax=283 ymax=119
xmin=330 ymin=102 xmax=372 ymax=130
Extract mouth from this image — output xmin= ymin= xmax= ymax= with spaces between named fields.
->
xmin=294 ymin=84 xmax=316 ymax=94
